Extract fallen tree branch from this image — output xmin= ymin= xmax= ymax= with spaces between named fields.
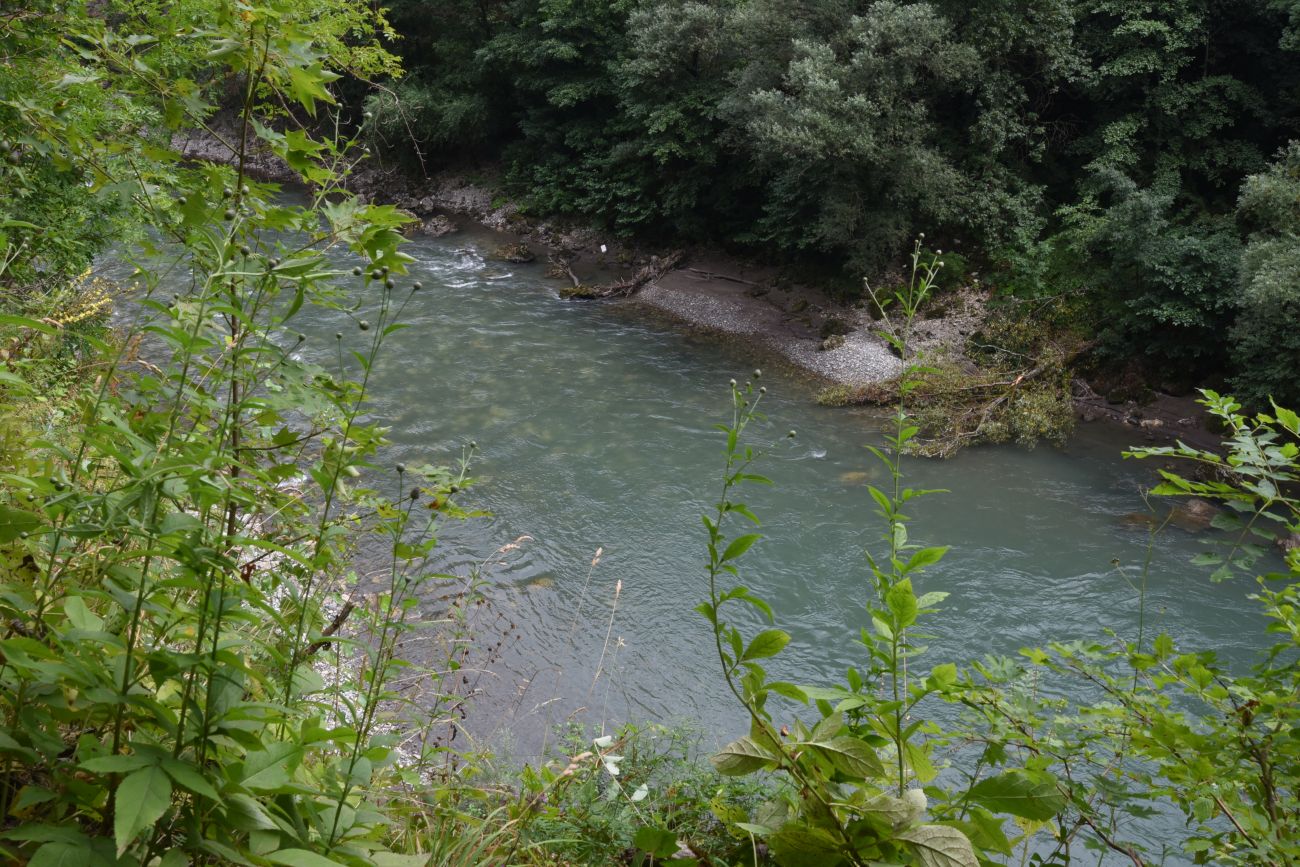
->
xmin=685 ymin=267 xmax=758 ymax=286
xmin=561 ymin=250 xmax=685 ymax=299
xmin=305 ymin=599 xmax=357 ymax=656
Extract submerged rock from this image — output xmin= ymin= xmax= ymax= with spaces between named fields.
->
xmin=1122 ymin=498 xmax=1219 ymax=533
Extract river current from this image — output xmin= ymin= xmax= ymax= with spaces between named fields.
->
xmin=100 ymin=215 xmax=1271 ymax=860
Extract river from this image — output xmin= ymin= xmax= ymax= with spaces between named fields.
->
xmin=101 ymin=213 xmax=1273 ymax=860
xmin=240 ymin=220 xmax=1264 ymax=753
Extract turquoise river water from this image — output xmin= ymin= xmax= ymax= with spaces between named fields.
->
xmin=103 ymin=214 xmax=1276 ymax=861
xmin=283 ymin=223 xmax=1267 ymax=753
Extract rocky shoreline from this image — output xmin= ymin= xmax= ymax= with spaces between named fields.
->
xmin=174 ymin=126 xmax=1215 ymax=449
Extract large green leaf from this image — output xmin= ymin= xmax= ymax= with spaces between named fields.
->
xmin=266 ymin=849 xmax=349 ymax=867
xmin=239 ymin=742 xmax=302 ymax=792
xmin=897 ymin=825 xmax=978 ymax=867
xmin=768 ymin=824 xmax=845 ymax=867
xmin=885 ymin=579 xmax=918 ymax=629
xmin=0 ymin=504 xmax=42 ymax=543
xmin=721 ymin=533 xmax=762 ymax=562
xmin=803 ymin=736 xmax=884 ymax=778
xmin=711 ymin=735 xmax=776 ymax=776
xmin=743 ymin=629 xmax=790 ymax=661
xmin=114 ymin=765 xmax=172 ymax=854
xmin=633 ymin=826 xmax=678 ymax=858
xmin=862 ymin=790 xmax=926 ymax=829
xmin=966 ymin=770 xmax=1065 ymax=820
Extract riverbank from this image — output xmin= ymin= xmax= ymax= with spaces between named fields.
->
xmin=173 ymin=126 xmax=1215 ymax=449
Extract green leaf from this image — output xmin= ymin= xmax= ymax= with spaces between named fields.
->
xmin=898 ymin=825 xmax=978 ymax=867
xmin=633 ymin=826 xmax=678 ymax=858
xmin=0 ymin=504 xmax=41 ymax=543
xmin=29 ymin=840 xmax=113 ymax=867
xmin=743 ymin=629 xmax=790 ymax=661
xmin=223 ymin=793 xmax=277 ymax=831
xmin=711 ymin=735 xmax=776 ymax=776
xmin=285 ymin=64 xmax=338 ymax=117
xmin=768 ymin=824 xmax=845 ymax=867
xmin=64 ymin=597 xmax=103 ymax=631
xmin=114 ymin=765 xmax=172 ymax=854
xmin=766 ymin=681 xmax=808 ymax=702
xmin=904 ymin=546 xmax=948 ymax=573
xmin=926 ymin=663 xmax=958 ymax=691
xmin=266 ymin=849 xmax=349 ymax=867
xmin=161 ymin=758 xmax=220 ymax=801
xmin=966 ymin=770 xmax=1065 ymax=820
xmin=0 ymin=314 xmax=58 ymax=334
xmin=863 ymin=790 xmax=926 ymax=829
xmin=721 ymin=534 xmax=762 ymax=562
xmin=804 ymin=736 xmax=884 ymax=778
xmin=239 ymin=742 xmax=301 ymax=791
xmin=370 ymin=855 xmax=434 ymax=867
xmin=81 ymin=754 xmax=154 ymax=774
xmin=886 ymin=579 xmax=918 ymax=629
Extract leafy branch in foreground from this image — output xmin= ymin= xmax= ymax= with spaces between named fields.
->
xmin=0 ymin=3 xmax=487 ymax=865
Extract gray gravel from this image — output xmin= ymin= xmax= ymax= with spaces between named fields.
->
xmin=635 ymin=271 xmax=902 ymax=386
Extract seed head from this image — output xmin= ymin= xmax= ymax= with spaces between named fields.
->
xmin=359 ymin=320 xmax=370 ymax=331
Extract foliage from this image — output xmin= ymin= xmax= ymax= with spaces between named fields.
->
xmin=0 ymin=2 xmax=478 ymax=865
xmin=1230 ymin=141 xmax=1300 ymax=408
xmin=368 ymin=0 xmax=1300 ymax=392
xmin=1055 ymin=170 xmax=1242 ymax=372
xmin=956 ymin=392 xmax=1300 ymax=865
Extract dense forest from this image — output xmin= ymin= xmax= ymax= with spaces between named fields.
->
xmin=1 ymin=1 xmax=1299 ymax=866
xmin=367 ymin=0 xmax=1300 ymax=405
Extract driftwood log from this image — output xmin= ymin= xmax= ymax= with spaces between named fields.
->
xmin=552 ymin=250 xmax=686 ymax=299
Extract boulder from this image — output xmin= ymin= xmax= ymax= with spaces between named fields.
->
xmin=418 ymin=215 xmax=459 ymax=238
xmin=493 ymin=242 xmax=535 ymax=264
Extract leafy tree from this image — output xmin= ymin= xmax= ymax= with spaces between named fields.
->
xmin=1230 ymin=141 xmax=1300 ymax=407
xmin=1056 ymin=170 xmax=1241 ymax=372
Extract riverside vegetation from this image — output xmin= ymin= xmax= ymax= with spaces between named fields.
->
xmin=369 ymin=0 xmax=1300 ymax=411
xmin=2 ymin=1 xmax=1299 ymax=865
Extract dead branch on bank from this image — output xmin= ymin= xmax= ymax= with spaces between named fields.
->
xmin=554 ymin=250 xmax=685 ymax=299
